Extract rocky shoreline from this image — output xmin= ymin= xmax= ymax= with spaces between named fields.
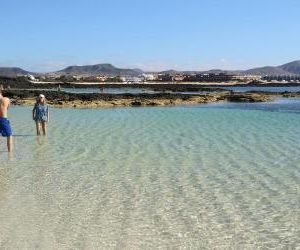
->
xmin=2 ymin=89 xmax=295 ymax=108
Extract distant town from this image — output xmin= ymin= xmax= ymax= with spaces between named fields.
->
xmin=24 ymin=72 xmax=300 ymax=84
xmin=1 ymin=60 xmax=300 ymax=85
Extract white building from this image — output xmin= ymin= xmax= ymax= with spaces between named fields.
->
xmin=121 ymin=76 xmax=142 ymax=83
xmin=142 ymin=73 xmax=156 ymax=81
xmin=26 ymin=74 xmax=37 ymax=81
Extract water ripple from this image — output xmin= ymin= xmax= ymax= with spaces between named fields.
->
xmin=0 ymin=104 xmax=299 ymax=249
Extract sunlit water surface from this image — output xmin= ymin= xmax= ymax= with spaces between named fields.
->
xmin=0 ymin=99 xmax=299 ymax=249
xmin=217 ymin=86 xmax=300 ymax=93
xmin=19 ymin=85 xmax=300 ymax=94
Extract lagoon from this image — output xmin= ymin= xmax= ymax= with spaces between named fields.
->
xmin=17 ymin=85 xmax=300 ymax=95
xmin=0 ymin=99 xmax=299 ymax=248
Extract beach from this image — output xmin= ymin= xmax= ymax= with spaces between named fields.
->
xmin=2 ymin=0 xmax=300 ymax=247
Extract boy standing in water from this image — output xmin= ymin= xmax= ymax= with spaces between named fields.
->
xmin=0 ymin=91 xmax=13 ymax=152
xmin=32 ymin=94 xmax=49 ymax=136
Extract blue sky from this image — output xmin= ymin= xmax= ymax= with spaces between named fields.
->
xmin=0 ymin=0 xmax=299 ymax=72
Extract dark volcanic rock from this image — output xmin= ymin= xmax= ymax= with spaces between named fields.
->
xmin=227 ymin=93 xmax=272 ymax=102
xmin=131 ymin=101 xmax=142 ymax=106
xmin=0 ymin=76 xmax=34 ymax=88
xmin=1 ymin=89 xmax=290 ymax=108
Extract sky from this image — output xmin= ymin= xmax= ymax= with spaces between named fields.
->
xmin=0 ymin=0 xmax=300 ymax=72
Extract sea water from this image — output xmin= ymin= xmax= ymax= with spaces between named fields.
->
xmin=61 ymin=86 xmax=300 ymax=94
xmin=217 ymin=86 xmax=300 ymax=93
xmin=0 ymin=99 xmax=299 ymax=249
xmin=21 ymin=85 xmax=300 ymax=94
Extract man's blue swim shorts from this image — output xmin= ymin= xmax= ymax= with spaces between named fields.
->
xmin=0 ymin=117 xmax=13 ymax=137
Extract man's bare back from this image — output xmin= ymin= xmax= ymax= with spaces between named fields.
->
xmin=0 ymin=95 xmax=10 ymax=118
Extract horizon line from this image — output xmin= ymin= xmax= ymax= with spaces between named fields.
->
xmin=0 ymin=59 xmax=300 ymax=74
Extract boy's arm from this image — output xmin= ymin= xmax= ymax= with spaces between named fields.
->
xmin=47 ymin=106 xmax=50 ymax=122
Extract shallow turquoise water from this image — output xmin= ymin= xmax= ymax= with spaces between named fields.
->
xmin=0 ymin=100 xmax=299 ymax=249
xmin=21 ymin=85 xmax=300 ymax=94
xmin=217 ymin=86 xmax=300 ymax=93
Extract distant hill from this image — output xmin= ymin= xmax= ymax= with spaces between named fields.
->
xmin=1 ymin=60 xmax=300 ymax=77
xmin=57 ymin=64 xmax=143 ymax=76
xmin=159 ymin=70 xmax=180 ymax=75
xmin=0 ymin=67 xmax=30 ymax=77
xmin=278 ymin=60 xmax=300 ymax=74
xmin=158 ymin=61 xmax=300 ymax=76
xmin=159 ymin=69 xmax=235 ymax=75
xmin=244 ymin=66 xmax=289 ymax=76
xmin=244 ymin=61 xmax=300 ymax=76
xmin=163 ymin=64 xmax=300 ymax=76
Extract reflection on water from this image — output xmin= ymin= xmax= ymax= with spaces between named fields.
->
xmin=63 ymin=87 xmax=157 ymax=94
xmin=202 ymin=98 xmax=300 ymax=114
xmin=0 ymin=100 xmax=299 ymax=248
xmin=19 ymin=85 xmax=300 ymax=94
xmin=0 ymin=166 xmax=9 ymax=200
xmin=218 ymin=86 xmax=300 ymax=93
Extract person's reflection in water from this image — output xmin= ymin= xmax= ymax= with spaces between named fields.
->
xmin=34 ymin=135 xmax=49 ymax=162
xmin=36 ymin=135 xmax=44 ymax=146
xmin=0 ymin=163 xmax=11 ymax=201
xmin=32 ymin=132 xmax=55 ymax=225
xmin=7 ymin=151 xmax=13 ymax=161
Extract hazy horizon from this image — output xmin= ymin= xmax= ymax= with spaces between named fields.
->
xmin=2 ymin=60 xmax=300 ymax=74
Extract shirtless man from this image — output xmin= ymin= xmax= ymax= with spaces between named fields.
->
xmin=0 ymin=91 xmax=13 ymax=152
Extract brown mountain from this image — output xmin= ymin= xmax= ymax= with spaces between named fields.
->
xmin=1 ymin=60 xmax=300 ymax=77
xmin=278 ymin=60 xmax=300 ymax=74
xmin=0 ymin=67 xmax=30 ymax=77
xmin=57 ymin=64 xmax=143 ymax=76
